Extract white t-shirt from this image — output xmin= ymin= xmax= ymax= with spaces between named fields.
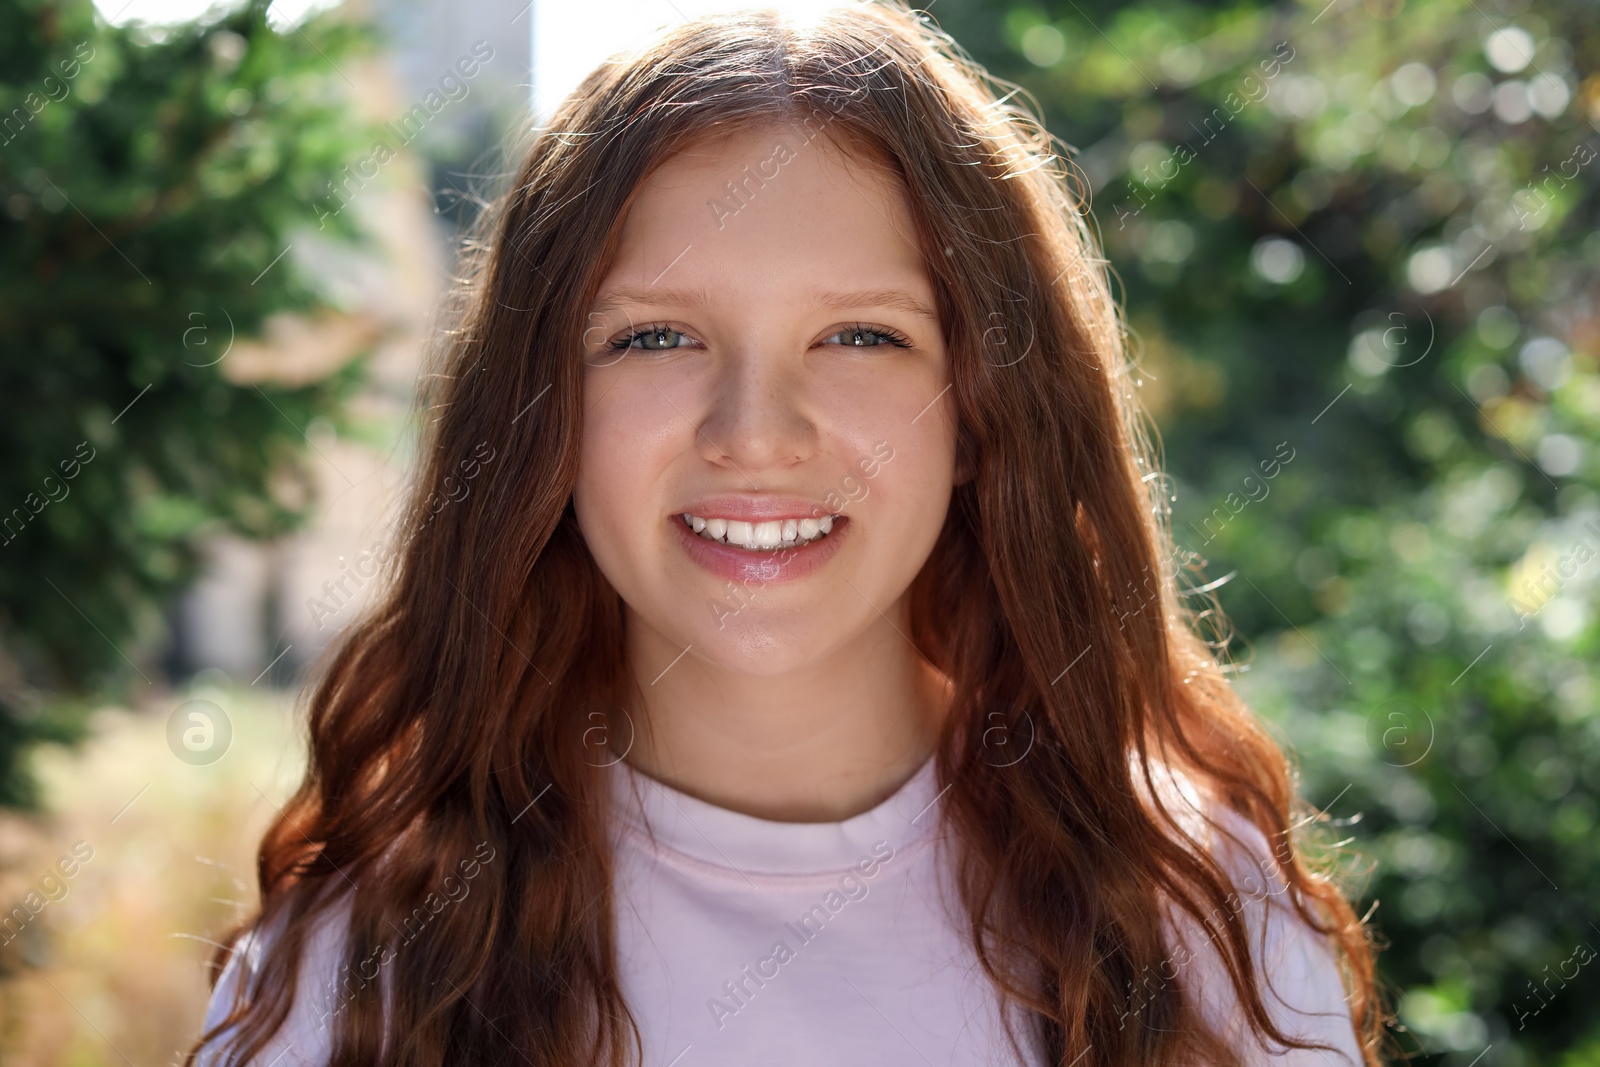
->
xmin=196 ymin=755 xmax=1364 ymax=1066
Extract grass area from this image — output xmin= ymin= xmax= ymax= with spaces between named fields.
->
xmin=0 ymin=679 xmax=307 ymax=1066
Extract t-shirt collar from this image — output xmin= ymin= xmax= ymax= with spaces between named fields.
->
xmin=608 ymin=752 xmax=942 ymax=876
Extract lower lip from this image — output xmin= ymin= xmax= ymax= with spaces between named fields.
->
xmin=671 ymin=515 xmax=850 ymax=585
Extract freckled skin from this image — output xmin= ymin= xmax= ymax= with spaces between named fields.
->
xmin=570 ymin=123 xmax=962 ymax=821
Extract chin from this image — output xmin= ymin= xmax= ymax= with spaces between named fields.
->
xmin=692 ymin=617 xmax=845 ymax=677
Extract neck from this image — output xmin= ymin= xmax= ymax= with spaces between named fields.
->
xmin=618 ymin=603 xmax=950 ymax=822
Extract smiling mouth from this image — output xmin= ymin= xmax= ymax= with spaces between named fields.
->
xmin=680 ymin=512 xmax=843 ymax=552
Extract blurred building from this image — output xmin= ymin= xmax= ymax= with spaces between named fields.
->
xmin=173 ymin=0 xmax=533 ymax=686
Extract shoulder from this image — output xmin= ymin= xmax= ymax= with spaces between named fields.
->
xmin=1181 ymin=805 xmax=1364 ymax=1065
xmin=194 ymin=893 xmax=356 ymax=1067
xmin=1138 ymin=760 xmax=1365 ymax=1066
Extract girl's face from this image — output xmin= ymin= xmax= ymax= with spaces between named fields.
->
xmin=573 ymin=123 xmax=960 ymax=677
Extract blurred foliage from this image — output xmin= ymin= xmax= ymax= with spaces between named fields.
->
xmin=0 ymin=0 xmax=381 ymax=810
xmin=0 ymin=681 xmax=305 ymax=1057
xmin=936 ymin=0 xmax=1599 ymax=1061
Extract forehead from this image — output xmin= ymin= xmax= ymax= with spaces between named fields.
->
xmin=595 ymin=122 xmax=932 ymax=303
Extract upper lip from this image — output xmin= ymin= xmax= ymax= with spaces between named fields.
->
xmin=675 ymin=494 xmax=844 ymax=523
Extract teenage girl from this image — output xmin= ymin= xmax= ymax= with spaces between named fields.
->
xmin=191 ymin=3 xmax=1386 ymax=1065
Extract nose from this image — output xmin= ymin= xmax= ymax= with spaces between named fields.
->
xmin=694 ymin=342 xmax=819 ymax=476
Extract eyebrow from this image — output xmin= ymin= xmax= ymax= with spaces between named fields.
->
xmin=590 ymin=284 xmax=939 ymax=322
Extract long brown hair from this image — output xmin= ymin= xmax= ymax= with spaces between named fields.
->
xmin=190 ymin=3 xmax=1390 ymax=1065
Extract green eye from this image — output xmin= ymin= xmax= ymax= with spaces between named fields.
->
xmin=613 ymin=326 xmax=690 ymax=351
xmin=824 ymin=324 xmax=913 ymax=349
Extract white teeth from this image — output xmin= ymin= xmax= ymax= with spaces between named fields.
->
xmin=680 ymin=511 xmax=842 ymax=550
xmin=752 ymin=520 xmax=783 ymax=548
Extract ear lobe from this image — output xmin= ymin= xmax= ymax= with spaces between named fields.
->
xmin=952 ymin=446 xmax=975 ymax=487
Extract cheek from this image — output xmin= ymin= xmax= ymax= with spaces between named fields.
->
xmin=814 ymin=370 xmax=956 ymax=497
xmin=824 ymin=378 xmax=958 ymax=555
xmin=573 ymin=374 xmax=680 ymax=561
xmin=873 ymin=425 xmax=956 ymax=549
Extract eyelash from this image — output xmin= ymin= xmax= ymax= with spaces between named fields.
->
xmin=827 ymin=323 xmax=914 ymax=349
xmin=605 ymin=322 xmax=914 ymax=353
xmin=608 ymin=325 xmax=696 ymax=353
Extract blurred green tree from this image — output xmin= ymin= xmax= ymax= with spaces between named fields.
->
xmin=0 ymin=0 xmax=379 ymax=809
xmin=936 ymin=0 xmax=1599 ymax=1060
